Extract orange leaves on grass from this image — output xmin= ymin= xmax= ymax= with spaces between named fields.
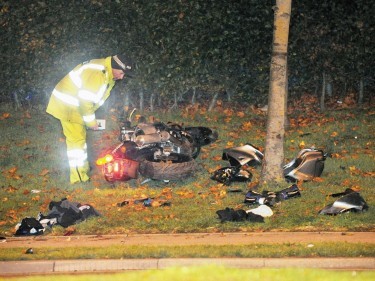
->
xmin=176 ymin=189 xmax=195 ymax=199
xmin=16 ymin=139 xmax=31 ymax=147
xmin=312 ymin=177 xmax=324 ymax=183
xmin=237 ymin=111 xmax=245 ymax=118
xmin=298 ymin=141 xmax=305 ymax=149
xmin=241 ymin=121 xmax=252 ymax=131
xmin=212 ymin=155 xmax=222 ymax=161
xmin=331 ymin=152 xmax=343 ymax=159
xmin=362 ymin=171 xmax=375 ymax=177
xmin=349 ymin=166 xmax=362 ymax=176
xmin=228 ymin=132 xmax=240 ymax=139
xmin=223 ymin=108 xmax=233 ymax=117
xmin=5 ymin=209 xmax=19 ymax=223
xmin=39 ymin=168 xmax=49 ymax=176
xmin=7 ymin=167 xmax=18 ymax=174
xmin=330 ymin=131 xmax=339 ymax=137
xmin=161 ymin=187 xmax=173 ymax=199
xmin=209 ymin=185 xmax=227 ymax=199
xmin=0 ymin=112 xmax=11 ymax=120
xmin=226 ymin=141 xmax=235 ymax=148
xmin=3 ymin=167 xmax=22 ymax=180
xmin=23 ymin=111 xmax=32 ymax=119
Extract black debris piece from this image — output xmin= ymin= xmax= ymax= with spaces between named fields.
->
xmin=319 ymin=192 xmax=368 ymax=215
xmin=216 ymin=207 xmax=264 ymax=223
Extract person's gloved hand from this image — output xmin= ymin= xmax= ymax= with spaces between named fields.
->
xmin=88 ymin=124 xmax=99 ymax=130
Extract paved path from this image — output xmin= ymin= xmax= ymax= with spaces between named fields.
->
xmin=1 ymin=231 xmax=374 ymax=248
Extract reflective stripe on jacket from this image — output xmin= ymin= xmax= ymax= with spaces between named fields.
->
xmin=46 ymin=56 xmax=115 ymax=127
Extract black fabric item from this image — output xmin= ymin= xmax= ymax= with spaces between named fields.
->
xmin=216 ymin=208 xmax=265 ymax=223
xmin=44 ymin=198 xmax=101 ymax=228
xmin=216 ymin=208 xmax=247 ymax=222
xmin=246 ymin=212 xmax=265 ymax=223
xmin=15 ymin=218 xmax=44 ymax=236
xmin=79 ymin=204 xmax=101 ymax=219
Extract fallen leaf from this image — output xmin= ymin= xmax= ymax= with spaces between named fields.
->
xmin=237 ymin=111 xmax=245 ymax=118
xmin=39 ymin=169 xmax=49 ymax=176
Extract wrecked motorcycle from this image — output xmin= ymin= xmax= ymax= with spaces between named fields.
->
xmin=96 ymin=116 xmax=218 ymax=182
xmin=212 ymin=144 xmax=329 ymax=184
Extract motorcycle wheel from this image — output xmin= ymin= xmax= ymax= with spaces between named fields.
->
xmin=139 ymin=153 xmax=198 ymax=180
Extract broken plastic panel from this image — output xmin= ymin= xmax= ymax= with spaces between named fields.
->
xmin=210 ymin=166 xmax=252 ymax=185
xmin=222 ymin=144 xmax=263 ymax=167
xmin=319 ymin=192 xmax=368 ymax=215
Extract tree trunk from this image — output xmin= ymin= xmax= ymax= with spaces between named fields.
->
xmin=358 ymin=77 xmax=364 ymax=105
xmin=12 ymin=90 xmax=22 ymax=110
xmin=170 ymin=93 xmax=178 ymax=111
xmin=208 ymin=92 xmax=219 ymax=112
xmin=261 ymin=0 xmax=292 ymax=186
xmin=191 ymin=87 xmax=196 ymax=105
xmin=149 ymin=92 xmax=155 ymax=112
xmin=124 ymin=89 xmax=130 ymax=108
xmin=139 ymin=89 xmax=144 ymax=113
xmin=320 ymin=71 xmax=326 ymax=112
xmin=226 ymin=90 xmax=232 ymax=102
xmin=157 ymin=94 xmax=162 ymax=107
xmin=285 ymin=63 xmax=290 ymax=129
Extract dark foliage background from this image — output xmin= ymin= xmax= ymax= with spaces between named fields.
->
xmin=1 ymin=0 xmax=374 ymax=107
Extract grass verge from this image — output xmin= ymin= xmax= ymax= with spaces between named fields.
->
xmin=1 ymin=243 xmax=374 ymax=261
xmin=0 ymin=101 xmax=374 ymax=236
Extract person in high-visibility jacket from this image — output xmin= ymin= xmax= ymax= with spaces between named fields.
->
xmin=46 ymin=55 xmax=133 ymax=184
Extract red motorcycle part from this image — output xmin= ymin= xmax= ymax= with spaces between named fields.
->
xmin=103 ymin=158 xmax=139 ymax=182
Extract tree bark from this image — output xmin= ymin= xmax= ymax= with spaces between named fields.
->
xmin=261 ymin=0 xmax=292 ymax=186
xmin=208 ymin=92 xmax=219 ymax=112
xmin=170 ymin=92 xmax=178 ymax=111
xmin=320 ymin=71 xmax=326 ymax=111
xmin=191 ymin=87 xmax=196 ymax=105
xmin=139 ymin=89 xmax=144 ymax=113
xmin=358 ymin=77 xmax=364 ymax=105
xmin=150 ymin=92 xmax=155 ymax=112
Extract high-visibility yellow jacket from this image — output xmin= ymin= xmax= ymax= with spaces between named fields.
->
xmin=46 ymin=56 xmax=115 ymax=127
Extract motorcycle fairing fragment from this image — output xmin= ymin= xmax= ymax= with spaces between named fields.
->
xmin=210 ymin=166 xmax=252 ymax=185
xmin=319 ymin=192 xmax=368 ymax=215
xmin=218 ymin=144 xmax=328 ymax=183
xmin=222 ymin=144 xmax=263 ymax=167
xmin=244 ymin=184 xmax=301 ymax=206
xmin=283 ymin=148 xmax=327 ymax=182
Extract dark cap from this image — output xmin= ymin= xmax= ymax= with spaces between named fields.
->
xmin=111 ymin=55 xmax=134 ymax=77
